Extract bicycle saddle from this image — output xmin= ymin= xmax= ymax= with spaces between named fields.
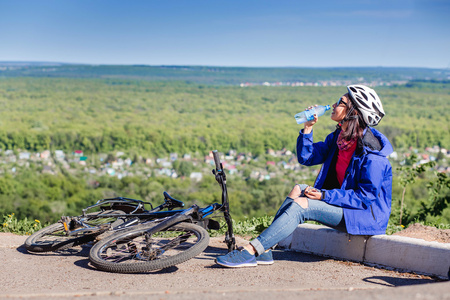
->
xmin=163 ymin=191 xmax=185 ymax=210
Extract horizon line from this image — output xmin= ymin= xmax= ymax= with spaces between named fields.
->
xmin=0 ymin=61 xmax=447 ymax=70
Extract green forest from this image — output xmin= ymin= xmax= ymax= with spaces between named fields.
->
xmin=0 ymin=72 xmax=449 ymax=229
xmin=0 ymin=78 xmax=449 ymax=154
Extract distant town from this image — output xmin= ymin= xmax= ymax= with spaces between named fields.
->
xmin=239 ymin=79 xmax=408 ymax=88
xmin=1 ymin=145 xmax=449 ymax=182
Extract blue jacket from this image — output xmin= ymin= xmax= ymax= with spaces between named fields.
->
xmin=297 ymin=127 xmax=393 ymax=235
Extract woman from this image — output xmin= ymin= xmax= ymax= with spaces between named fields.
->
xmin=216 ymin=85 xmax=393 ymax=268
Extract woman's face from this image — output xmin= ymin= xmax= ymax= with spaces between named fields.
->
xmin=331 ymin=94 xmax=349 ymax=123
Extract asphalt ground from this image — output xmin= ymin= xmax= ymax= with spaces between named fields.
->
xmin=1 ymin=234 xmax=449 ymax=300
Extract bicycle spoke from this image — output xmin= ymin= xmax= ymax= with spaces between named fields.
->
xmin=97 ymin=229 xmax=199 ymax=264
xmin=159 ymin=232 xmax=193 ymax=251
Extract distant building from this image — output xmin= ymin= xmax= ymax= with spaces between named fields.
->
xmin=227 ymin=164 xmax=238 ymax=175
xmin=389 ymin=151 xmax=398 ymax=160
xmin=162 ymin=161 xmax=172 ymax=168
xmin=40 ymin=150 xmax=51 ymax=159
xmin=170 ymin=153 xmax=178 ymax=161
xmin=19 ymin=152 xmax=30 ymax=160
xmin=112 ymin=159 xmax=124 ymax=169
xmin=205 ymin=156 xmax=215 ymax=166
xmin=54 ymin=150 xmax=65 ymax=160
xmin=190 ymin=172 xmax=203 ymax=182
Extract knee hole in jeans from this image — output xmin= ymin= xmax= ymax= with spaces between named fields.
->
xmin=288 ymin=185 xmax=302 ymax=199
xmin=293 ymin=197 xmax=309 ymax=209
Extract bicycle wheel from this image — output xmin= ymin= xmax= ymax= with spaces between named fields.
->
xmin=25 ymin=210 xmax=126 ymax=253
xmin=89 ymin=222 xmax=210 ymax=273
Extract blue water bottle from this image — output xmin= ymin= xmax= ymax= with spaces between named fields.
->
xmin=294 ymin=105 xmax=331 ymax=124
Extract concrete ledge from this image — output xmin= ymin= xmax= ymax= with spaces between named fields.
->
xmin=365 ymin=235 xmax=450 ymax=279
xmin=279 ymin=224 xmax=368 ymax=262
xmin=279 ymin=224 xmax=450 ymax=279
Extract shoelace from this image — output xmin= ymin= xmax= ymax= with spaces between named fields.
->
xmin=226 ymin=249 xmax=246 ymax=259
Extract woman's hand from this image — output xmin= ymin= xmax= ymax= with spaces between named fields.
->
xmin=303 ymin=105 xmax=318 ymax=134
xmin=304 ymin=186 xmax=322 ymax=200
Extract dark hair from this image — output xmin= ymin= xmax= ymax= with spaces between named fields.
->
xmin=339 ymin=96 xmax=367 ymax=141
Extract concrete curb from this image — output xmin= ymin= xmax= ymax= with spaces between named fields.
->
xmin=278 ymin=224 xmax=450 ymax=279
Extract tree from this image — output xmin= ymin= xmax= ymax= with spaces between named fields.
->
xmin=396 ymin=154 xmax=435 ymax=225
xmin=172 ymin=160 xmax=194 ymax=177
xmin=415 ymin=172 xmax=450 ymax=222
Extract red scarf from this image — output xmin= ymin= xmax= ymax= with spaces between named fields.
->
xmin=336 ymin=131 xmax=357 ymax=151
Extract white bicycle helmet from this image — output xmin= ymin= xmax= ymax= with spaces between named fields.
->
xmin=347 ymin=85 xmax=385 ymax=126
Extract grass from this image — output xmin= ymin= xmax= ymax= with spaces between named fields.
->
xmin=2 ymin=213 xmax=448 ymax=237
xmin=1 ymin=213 xmax=46 ymax=235
xmin=386 ymin=224 xmax=405 ymax=235
xmin=209 ymin=215 xmax=274 ymax=238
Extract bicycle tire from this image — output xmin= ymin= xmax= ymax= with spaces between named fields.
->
xmin=25 ymin=210 xmax=126 ymax=253
xmin=89 ymin=222 xmax=210 ymax=273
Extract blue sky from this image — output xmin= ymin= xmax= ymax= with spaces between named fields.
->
xmin=0 ymin=0 xmax=449 ymax=68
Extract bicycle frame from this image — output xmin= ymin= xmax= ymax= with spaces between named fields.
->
xmin=61 ymin=193 xmax=184 ymax=236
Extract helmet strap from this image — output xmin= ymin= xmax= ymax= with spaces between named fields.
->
xmin=340 ymin=106 xmax=356 ymax=125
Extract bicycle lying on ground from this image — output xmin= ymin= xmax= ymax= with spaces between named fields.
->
xmin=25 ymin=192 xmax=185 ymax=253
xmin=88 ymin=150 xmax=236 ymax=273
xmin=25 ymin=150 xmax=236 ymax=273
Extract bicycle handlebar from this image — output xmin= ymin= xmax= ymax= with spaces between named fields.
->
xmin=212 ymin=150 xmax=222 ymax=172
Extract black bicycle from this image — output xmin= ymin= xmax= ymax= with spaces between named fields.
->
xmin=88 ymin=150 xmax=236 ymax=273
xmin=24 ymin=192 xmax=186 ymax=253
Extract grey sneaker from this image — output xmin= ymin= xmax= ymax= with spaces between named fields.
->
xmin=256 ymin=249 xmax=274 ymax=265
xmin=215 ymin=249 xmax=257 ymax=268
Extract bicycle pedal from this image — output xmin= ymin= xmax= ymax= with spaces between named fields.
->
xmin=127 ymin=242 xmax=138 ymax=254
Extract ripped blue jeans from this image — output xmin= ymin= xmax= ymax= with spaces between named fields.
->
xmin=250 ymin=184 xmax=346 ymax=256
